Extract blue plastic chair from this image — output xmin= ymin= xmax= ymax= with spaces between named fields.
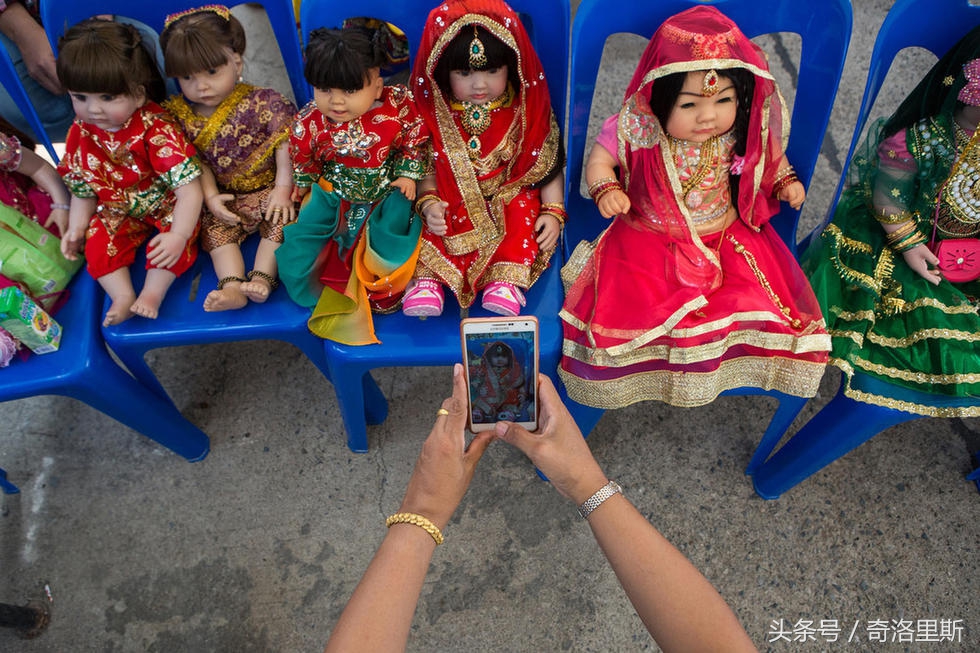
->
xmin=752 ymin=0 xmax=980 ymax=499
xmin=559 ymin=0 xmax=853 ymax=461
xmin=0 ymin=46 xmax=59 ymax=161
xmin=0 ymin=273 xmax=211 ymax=494
xmin=40 ymin=0 xmax=309 ymax=107
xmin=298 ymin=0 xmax=570 ymax=452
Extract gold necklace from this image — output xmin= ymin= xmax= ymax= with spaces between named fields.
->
xmin=670 ymin=135 xmax=719 ymax=208
xmin=452 ymin=84 xmax=514 ymax=158
xmin=938 ymin=120 xmax=980 ymax=236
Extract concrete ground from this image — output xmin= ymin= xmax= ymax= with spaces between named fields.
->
xmin=3 ymin=1 xmax=979 ymax=651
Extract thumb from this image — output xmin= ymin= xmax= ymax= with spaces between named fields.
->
xmin=494 ymin=420 xmax=532 ymax=453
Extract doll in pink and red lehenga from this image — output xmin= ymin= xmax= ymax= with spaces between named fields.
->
xmin=559 ymin=6 xmax=830 ymax=409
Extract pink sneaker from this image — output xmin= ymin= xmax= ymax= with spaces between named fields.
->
xmin=481 ymin=282 xmax=525 ymax=316
xmin=402 ymin=279 xmax=444 ymax=317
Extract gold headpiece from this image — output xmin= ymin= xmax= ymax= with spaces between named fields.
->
xmin=702 ymin=69 xmax=720 ymax=96
xmin=164 ymin=4 xmax=230 ymax=30
xmin=469 ymin=26 xmax=487 ymax=68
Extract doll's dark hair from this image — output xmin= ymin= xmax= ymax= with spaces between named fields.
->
xmin=432 ymin=25 xmax=519 ymax=96
xmin=57 ymin=19 xmax=166 ymax=103
xmin=160 ymin=8 xmax=247 ymax=78
xmin=650 ymin=68 xmax=755 ymax=204
xmin=304 ymin=27 xmax=386 ymax=91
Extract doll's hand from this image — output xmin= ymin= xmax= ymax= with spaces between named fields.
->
xmin=391 ymin=177 xmax=417 ymax=201
xmin=597 ymin=189 xmax=630 ymax=219
xmin=535 ymin=213 xmax=561 ymax=251
xmin=60 ymin=227 xmax=85 ymax=260
xmin=146 ymin=230 xmax=189 ymax=269
xmin=206 ymin=193 xmax=240 ymax=225
xmin=423 ymin=201 xmax=449 ymax=236
xmin=778 ymin=180 xmax=806 ymax=210
xmin=902 ymin=244 xmax=942 ymax=286
xmin=45 ymin=208 xmax=69 ymax=237
xmin=265 ymin=185 xmax=296 ymax=225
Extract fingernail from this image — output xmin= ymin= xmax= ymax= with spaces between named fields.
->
xmin=454 ymin=362 xmax=462 ymax=377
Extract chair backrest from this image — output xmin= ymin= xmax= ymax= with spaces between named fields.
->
xmin=0 ymin=46 xmax=59 ymax=161
xmin=297 ymin=0 xmax=569 ymax=128
xmin=563 ymin=0 xmax=851 ymax=257
xmin=820 ymin=0 xmax=980 ymax=229
xmin=40 ymin=0 xmax=308 ymax=106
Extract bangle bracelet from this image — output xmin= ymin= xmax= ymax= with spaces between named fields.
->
xmin=414 ymin=192 xmax=441 ymax=216
xmin=577 ymin=480 xmax=623 ymax=519
xmin=386 ymin=512 xmax=444 ymax=545
xmin=540 ymin=202 xmax=567 ymax=225
xmin=50 ymin=203 xmax=70 ymax=211
xmin=771 ymin=173 xmax=800 ymax=198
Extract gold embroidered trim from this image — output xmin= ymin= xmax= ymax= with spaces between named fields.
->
xmin=563 ymin=327 xmax=831 ymax=368
xmin=559 ymin=355 xmax=826 ymax=409
xmin=832 ymin=359 xmax=980 ymax=417
xmin=848 ymin=355 xmax=980 ymax=385
xmin=866 ymin=327 xmax=980 ymax=347
xmin=728 ymin=233 xmax=802 ymax=328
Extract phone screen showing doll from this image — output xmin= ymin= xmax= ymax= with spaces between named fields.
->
xmin=461 ymin=317 xmax=538 ymax=432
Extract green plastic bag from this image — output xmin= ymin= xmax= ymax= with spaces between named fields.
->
xmin=0 ymin=203 xmax=82 ymax=296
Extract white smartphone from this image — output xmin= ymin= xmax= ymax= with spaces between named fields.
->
xmin=460 ymin=316 xmax=539 ymax=432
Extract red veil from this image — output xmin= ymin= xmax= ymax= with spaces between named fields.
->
xmin=613 ymin=5 xmax=789 ymax=270
xmin=410 ymin=0 xmax=561 ymax=256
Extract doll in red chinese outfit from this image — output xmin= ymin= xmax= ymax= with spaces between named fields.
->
xmin=57 ymin=19 xmax=203 ymax=327
xmin=560 ymin=6 xmax=830 ymax=409
xmin=160 ymin=5 xmax=297 ymax=312
xmin=276 ymin=25 xmax=427 ymax=345
xmin=402 ymin=0 xmax=565 ymax=318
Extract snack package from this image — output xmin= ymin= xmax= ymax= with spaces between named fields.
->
xmin=0 ymin=285 xmax=61 ymax=354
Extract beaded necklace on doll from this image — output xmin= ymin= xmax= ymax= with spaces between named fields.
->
xmin=937 ymin=59 xmax=980 ymax=237
xmin=448 ymin=28 xmax=515 ymax=160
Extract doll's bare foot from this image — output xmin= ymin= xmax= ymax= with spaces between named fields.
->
xmin=131 ymin=291 xmax=165 ymax=320
xmin=203 ymin=285 xmax=248 ymax=311
xmin=241 ymin=270 xmax=277 ymax=303
xmin=103 ymin=295 xmax=136 ymax=327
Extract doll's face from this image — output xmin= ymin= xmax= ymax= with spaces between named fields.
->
xmin=313 ymin=69 xmax=384 ymax=124
xmin=69 ymin=88 xmax=146 ymax=132
xmin=176 ymin=50 xmax=243 ymax=115
xmin=449 ymin=66 xmax=509 ymax=105
xmin=664 ymin=70 xmax=737 ymax=143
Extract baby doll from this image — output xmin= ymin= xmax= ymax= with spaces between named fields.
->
xmin=468 ymin=340 xmax=527 ymax=423
xmin=56 ymin=19 xmax=204 ymax=327
xmin=559 ymin=6 xmax=830 ymax=409
xmin=403 ymin=0 xmax=565 ymax=318
xmin=276 ymin=25 xmax=427 ymax=345
xmin=0 ymin=117 xmax=71 ymax=236
xmin=160 ymin=5 xmax=297 ymax=312
xmin=803 ymin=25 xmax=980 ymax=416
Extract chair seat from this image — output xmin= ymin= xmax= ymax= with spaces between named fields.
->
xmin=0 ymin=271 xmax=210 ymax=491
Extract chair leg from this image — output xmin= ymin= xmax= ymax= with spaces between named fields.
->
xmin=744 ymin=395 xmax=809 ymax=475
xmin=68 ymin=353 xmax=210 ymax=461
xmin=752 ymin=386 xmax=918 ymax=499
xmin=107 ymin=343 xmax=173 ymax=402
xmin=0 ymin=468 xmax=18 ymax=494
xmin=362 ymin=372 xmax=388 ymax=425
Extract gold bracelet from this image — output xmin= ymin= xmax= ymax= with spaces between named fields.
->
xmin=875 ymin=209 xmax=914 ymax=225
xmin=385 ymin=512 xmax=444 ymax=545
xmin=414 ymin=192 xmax=441 ymax=216
xmin=587 ymin=176 xmax=620 ymax=195
xmin=884 ymin=220 xmax=917 ymax=244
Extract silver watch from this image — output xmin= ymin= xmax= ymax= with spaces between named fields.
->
xmin=578 ymin=480 xmax=623 ymax=518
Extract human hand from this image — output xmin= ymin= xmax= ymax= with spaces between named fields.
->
xmin=60 ymin=227 xmax=85 ymax=260
xmin=391 ymin=176 xmax=416 ymax=201
xmin=7 ymin=9 xmax=62 ymax=95
xmin=265 ymin=185 xmax=295 ymax=224
xmin=423 ymin=200 xmax=449 ymax=236
xmin=45 ymin=207 xmax=69 ymax=237
xmin=495 ymin=375 xmax=608 ymax=505
xmin=205 ymin=193 xmax=240 ymax=225
xmin=398 ymin=364 xmax=496 ymax=529
xmin=597 ymin=189 xmax=630 ymax=219
xmin=146 ymin=230 xmax=189 ymax=269
xmin=778 ymin=180 xmax=806 ymax=210
xmin=902 ymin=244 xmax=942 ymax=286
xmin=535 ymin=213 xmax=560 ymax=251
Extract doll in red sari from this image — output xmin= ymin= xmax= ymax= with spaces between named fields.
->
xmin=560 ymin=6 xmax=830 ymax=409
xmin=402 ymin=0 xmax=565 ymax=317
xmin=468 ymin=340 xmax=527 ymax=422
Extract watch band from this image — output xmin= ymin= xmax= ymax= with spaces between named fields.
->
xmin=577 ymin=480 xmax=623 ymax=518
